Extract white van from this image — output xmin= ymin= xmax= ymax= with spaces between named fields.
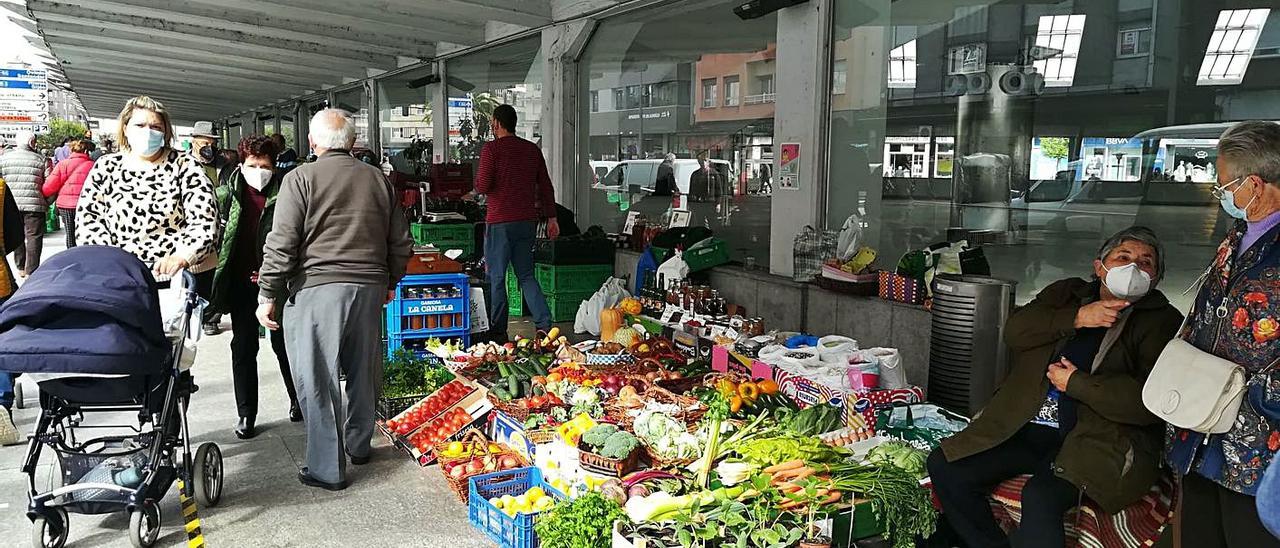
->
xmin=596 ymin=159 xmax=734 ymax=196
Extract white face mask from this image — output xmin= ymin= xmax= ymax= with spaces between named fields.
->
xmin=125 ymin=126 xmax=165 ymax=157
xmin=1102 ymin=263 xmax=1152 ymax=301
xmin=241 ymin=165 xmax=272 ymax=191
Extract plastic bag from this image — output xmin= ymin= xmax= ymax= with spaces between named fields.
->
xmin=817 ymin=335 xmax=858 ymax=364
xmin=575 ymin=277 xmax=630 ymax=335
xmin=470 ymin=287 xmax=490 ymax=334
xmin=835 ymin=214 xmax=863 ymax=263
xmin=859 ymin=348 xmax=906 ymax=390
xmin=655 ymin=250 xmax=690 ymax=283
xmin=158 ymin=271 xmax=195 ymax=338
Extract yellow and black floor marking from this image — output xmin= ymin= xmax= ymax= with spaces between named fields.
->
xmin=176 ymin=480 xmax=207 ymax=548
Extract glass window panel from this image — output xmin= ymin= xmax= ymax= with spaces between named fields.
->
xmin=1221 ymin=29 xmax=1243 ymax=52
xmin=827 ymin=1 xmax=1255 ymax=310
xmin=904 ymin=40 xmax=917 ymax=57
xmin=1217 ymin=10 xmax=1232 ymax=27
xmin=1228 ymin=9 xmax=1248 ymax=28
xmin=1208 ymin=30 xmax=1226 ymax=52
xmin=445 ymin=37 xmax=544 ymax=172
xmin=1067 ymin=14 xmax=1086 ymax=31
xmin=578 ymin=0 xmax=776 ymax=268
xmin=334 ymin=86 xmax=369 ymax=150
xmin=1237 ymin=29 xmax=1260 ymax=52
xmin=1049 ymin=34 xmax=1066 ymax=51
xmin=1064 ymin=34 xmax=1082 ymax=55
xmin=1246 ymin=9 xmax=1270 ymax=27
xmin=377 ymin=65 xmax=434 ymax=177
xmin=1226 ymin=54 xmax=1250 ymax=78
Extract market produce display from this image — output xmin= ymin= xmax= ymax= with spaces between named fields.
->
xmin=382 ymin=348 xmax=455 ymax=399
xmin=375 ymin=302 xmax=948 ymax=548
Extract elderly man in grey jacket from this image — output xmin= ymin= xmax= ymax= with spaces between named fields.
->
xmin=256 ymin=109 xmax=414 ymax=491
xmin=0 ymin=132 xmax=47 ymax=276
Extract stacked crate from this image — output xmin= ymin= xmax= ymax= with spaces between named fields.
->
xmin=386 ymin=273 xmax=470 ymax=358
xmin=410 ymin=222 xmax=476 ymax=259
xmin=505 ymin=263 xmax=613 ymax=323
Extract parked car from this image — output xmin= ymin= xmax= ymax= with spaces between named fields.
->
xmin=595 ymin=158 xmax=735 ymax=197
xmin=589 ymin=161 xmax=619 ymax=187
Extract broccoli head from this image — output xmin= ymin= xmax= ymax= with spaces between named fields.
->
xmin=582 ymin=424 xmax=619 ymax=449
xmin=600 ymin=431 xmax=639 ymax=460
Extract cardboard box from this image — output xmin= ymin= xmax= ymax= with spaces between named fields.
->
xmin=488 ymin=409 xmax=553 ymax=463
xmin=388 ymin=377 xmax=494 ymax=465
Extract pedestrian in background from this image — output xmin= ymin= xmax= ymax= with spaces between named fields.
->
xmin=0 ymin=131 xmax=48 ymax=277
xmin=0 ymin=178 xmax=31 ymax=446
xmin=52 ymin=137 xmax=70 ymax=166
xmin=475 ymin=104 xmax=559 ymax=342
xmin=257 ymin=108 xmax=413 ymax=491
xmin=42 ymin=138 xmax=94 ymax=248
xmin=211 ymin=134 xmax=300 ymax=440
xmin=1166 ymin=120 xmax=1280 ymax=547
xmin=188 ymin=121 xmax=228 ymax=336
xmin=77 ymin=96 xmax=219 ymax=284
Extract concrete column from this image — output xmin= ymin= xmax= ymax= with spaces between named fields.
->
xmin=365 ymin=79 xmax=381 ymax=153
xmin=294 ymin=101 xmax=307 ymax=154
xmin=272 ymin=105 xmax=282 ymax=135
xmin=768 ymin=0 xmax=833 ymax=277
xmin=432 ymin=60 xmax=449 ymax=164
xmin=540 ymin=19 xmax=596 ymax=211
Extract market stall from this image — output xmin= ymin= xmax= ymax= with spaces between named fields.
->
xmin=371 ymin=262 xmax=966 ymax=548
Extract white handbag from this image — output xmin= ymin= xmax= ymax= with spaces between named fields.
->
xmin=1141 ymin=337 xmax=1246 ymax=434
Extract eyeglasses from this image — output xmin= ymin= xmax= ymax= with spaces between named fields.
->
xmin=1211 ymin=176 xmax=1247 ymax=199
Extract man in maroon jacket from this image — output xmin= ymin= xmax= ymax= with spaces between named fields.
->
xmin=476 ymin=104 xmax=560 ymax=340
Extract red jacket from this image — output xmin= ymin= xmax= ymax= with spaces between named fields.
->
xmin=474 ymin=135 xmax=557 ymax=224
xmin=42 ymin=152 xmax=94 ymax=210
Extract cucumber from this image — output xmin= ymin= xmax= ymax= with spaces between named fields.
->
xmin=508 ymin=375 xmax=520 ymax=397
xmin=497 ymin=362 xmax=511 ymax=378
xmin=533 ymin=356 xmax=550 ymax=376
xmin=491 ymin=386 xmax=511 ymax=401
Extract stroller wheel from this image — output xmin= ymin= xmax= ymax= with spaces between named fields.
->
xmin=30 ymin=506 xmax=69 ymax=548
xmin=193 ymin=442 xmax=223 ymax=507
xmin=128 ymin=502 xmax=161 ymax=548
xmin=13 ymin=380 xmax=23 ymax=410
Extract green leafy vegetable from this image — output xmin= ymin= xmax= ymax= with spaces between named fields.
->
xmin=535 ymin=491 xmax=630 ymax=548
xmin=382 ymin=349 xmax=453 ymax=398
xmin=782 ymin=404 xmax=844 ymax=436
xmin=866 ymin=440 xmax=929 ymax=479
xmin=601 ymin=431 xmax=640 ymax=460
xmin=732 ymin=434 xmax=849 ymax=466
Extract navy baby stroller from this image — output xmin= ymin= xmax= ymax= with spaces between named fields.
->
xmin=0 ymin=246 xmax=224 ymax=548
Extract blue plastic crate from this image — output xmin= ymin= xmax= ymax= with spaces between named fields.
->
xmin=387 ymin=273 xmax=471 ymax=340
xmin=467 ymin=467 xmax=565 ymax=548
xmin=387 ymin=331 xmax=469 ymax=360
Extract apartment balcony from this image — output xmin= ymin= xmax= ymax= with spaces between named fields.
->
xmin=743 ymin=92 xmax=776 ymax=105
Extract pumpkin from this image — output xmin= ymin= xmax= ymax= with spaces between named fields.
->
xmin=600 ymin=308 xmax=624 ymax=342
xmin=619 ymin=297 xmax=643 ymax=316
xmin=612 ymin=326 xmax=641 ymax=348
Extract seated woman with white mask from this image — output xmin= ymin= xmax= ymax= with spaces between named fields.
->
xmin=926 ymin=226 xmax=1183 ymax=548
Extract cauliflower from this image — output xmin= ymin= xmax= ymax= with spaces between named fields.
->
xmin=600 ymin=431 xmax=639 ymax=460
xmin=582 ymin=424 xmax=619 ymax=449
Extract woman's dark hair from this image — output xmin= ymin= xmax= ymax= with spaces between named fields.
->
xmin=219 ymin=148 xmax=241 ymax=166
xmin=493 ymin=104 xmax=517 ymax=133
xmin=236 ymin=135 xmax=278 ymax=162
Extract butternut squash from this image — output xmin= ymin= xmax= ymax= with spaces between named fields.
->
xmin=600 ymin=308 xmax=624 ymax=342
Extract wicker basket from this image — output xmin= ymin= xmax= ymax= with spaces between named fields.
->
xmin=436 ymin=429 xmax=530 ymax=503
xmin=642 ymin=445 xmax=698 ymax=470
xmin=584 ymin=352 xmax=635 ymax=367
xmin=577 ymin=442 xmax=641 ymax=478
xmin=604 ymin=381 xmax=704 ymax=431
xmin=527 ymin=428 xmax=557 ymax=445
xmin=486 ymin=394 xmax=561 ymax=423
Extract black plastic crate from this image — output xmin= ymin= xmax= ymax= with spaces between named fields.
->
xmin=533 ymin=237 xmax=616 ymax=265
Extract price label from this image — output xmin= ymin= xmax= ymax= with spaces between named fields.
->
xmin=622 ymin=211 xmax=640 ymax=234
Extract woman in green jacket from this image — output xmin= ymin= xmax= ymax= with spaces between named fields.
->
xmin=927 ymin=226 xmax=1183 ymax=548
xmin=210 ymin=135 xmax=299 ymax=439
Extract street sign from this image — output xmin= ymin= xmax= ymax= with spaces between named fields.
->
xmin=0 ymin=68 xmax=47 ymax=79
xmin=0 ymin=79 xmax=48 ymax=90
xmin=0 ymin=123 xmax=50 ymax=134
xmin=0 ymin=112 xmax=49 ymax=123
xmin=0 ymin=99 xmax=48 ymax=111
xmin=0 ymin=89 xmax=47 ymax=101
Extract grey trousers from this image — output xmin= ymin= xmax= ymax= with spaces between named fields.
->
xmin=283 ymin=282 xmax=385 ymax=484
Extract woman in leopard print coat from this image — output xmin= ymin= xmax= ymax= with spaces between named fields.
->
xmin=76 ymin=96 xmax=218 ymax=283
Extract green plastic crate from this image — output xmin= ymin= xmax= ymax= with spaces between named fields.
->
xmin=534 ymin=263 xmax=612 ymax=295
xmin=431 ymin=238 xmax=476 ymax=259
xmin=547 ymin=291 xmax=591 ymax=323
xmin=45 ymin=205 xmax=59 ymax=233
xmin=506 ymin=268 xmax=524 ymax=316
xmin=683 ymin=238 xmax=730 ymax=272
xmin=410 ymin=222 xmax=473 ymax=246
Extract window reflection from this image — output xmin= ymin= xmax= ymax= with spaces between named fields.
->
xmin=826 ymin=0 xmax=1277 ymax=308
xmin=579 ymin=1 xmax=777 ymax=268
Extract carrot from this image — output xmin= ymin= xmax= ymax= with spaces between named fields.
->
xmin=764 ymin=459 xmax=806 ymax=474
xmin=786 ymin=468 xmax=815 ymax=482
xmin=777 ymin=482 xmax=803 ymax=494
xmin=822 ymin=491 xmax=842 ymax=505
